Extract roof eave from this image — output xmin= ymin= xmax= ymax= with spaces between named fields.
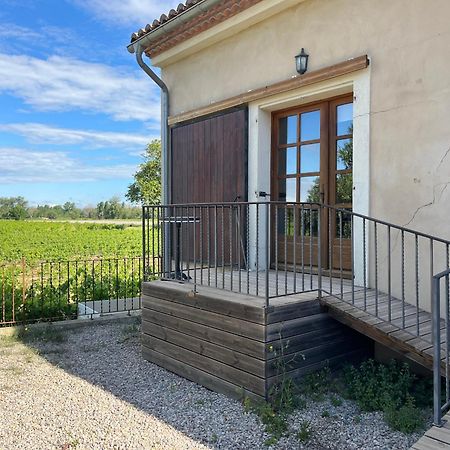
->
xmin=127 ymin=0 xmax=223 ymax=54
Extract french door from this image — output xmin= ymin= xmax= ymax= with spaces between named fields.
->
xmin=271 ymin=94 xmax=353 ymax=272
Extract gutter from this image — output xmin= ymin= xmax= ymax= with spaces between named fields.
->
xmin=127 ymin=0 xmax=223 ymax=55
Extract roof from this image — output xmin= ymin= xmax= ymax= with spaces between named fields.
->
xmin=129 ymin=0 xmax=263 ymax=58
xmin=130 ymin=0 xmax=201 ymax=43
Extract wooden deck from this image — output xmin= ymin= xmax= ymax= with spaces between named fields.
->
xmin=320 ymin=290 xmax=446 ymax=373
xmin=186 ymin=268 xmax=442 ymax=373
xmin=411 ymin=413 xmax=450 ymax=449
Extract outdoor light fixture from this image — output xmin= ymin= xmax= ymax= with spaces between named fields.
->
xmin=295 ymin=48 xmax=309 ymax=75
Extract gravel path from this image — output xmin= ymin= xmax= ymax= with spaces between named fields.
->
xmin=0 ymin=318 xmax=423 ymax=449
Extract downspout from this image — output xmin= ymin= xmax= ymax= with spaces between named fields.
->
xmin=135 ymin=44 xmax=170 ymax=206
xmin=135 ymin=44 xmax=171 ymax=276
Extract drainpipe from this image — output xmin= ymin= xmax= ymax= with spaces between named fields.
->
xmin=135 ymin=44 xmax=171 ymax=276
xmin=135 ymin=44 xmax=170 ymax=205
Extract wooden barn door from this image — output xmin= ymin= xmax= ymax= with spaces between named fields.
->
xmin=170 ymin=107 xmax=248 ymax=270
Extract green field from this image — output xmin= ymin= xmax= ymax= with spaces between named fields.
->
xmin=0 ymin=220 xmax=151 ymax=324
xmin=0 ymin=220 xmax=142 ymax=262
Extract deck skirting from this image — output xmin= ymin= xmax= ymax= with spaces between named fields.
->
xmin=141 ymin=280 xmax=371 ymax=400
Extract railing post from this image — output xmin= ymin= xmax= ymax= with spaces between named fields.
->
xmin=317 ymin=204 xmax=322 ymax=299
xmin=265 ymin=203 xmax=270 ymax=308
xmin=433 ymin=274 xmax=442 ymax=426
xmin=142 ymin=206 xmax=147 ymax=282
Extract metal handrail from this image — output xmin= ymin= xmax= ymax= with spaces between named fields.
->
xmin=433 ymin=267 xmax=450 ymax=426
xmin=143 ymin=201 xmax=450 ymax=424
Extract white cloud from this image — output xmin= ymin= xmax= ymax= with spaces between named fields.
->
xmin=0 ymin=53 xmax=160 ymax=122
xmin=0 ymin=123 xmax=153 ymax=149
xmin=72 ymin=0 xmax=181 ymax=26
xmin=0 ymin=148 xmax=136 ymax=183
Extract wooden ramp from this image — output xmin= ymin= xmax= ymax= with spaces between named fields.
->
xmin=320 ymin=289 xmax=447 ymax=372
xmin=411 ymin=413 xmax=450 ymax=449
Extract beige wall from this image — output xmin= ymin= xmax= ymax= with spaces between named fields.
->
xmin=161 ymin=0 xmax=450 ymax=233
xmin=159 ymin=0 xmax=450 ymax=310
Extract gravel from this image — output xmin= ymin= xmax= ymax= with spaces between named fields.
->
xmin=0 ymin=317 xmax=424 ymax=449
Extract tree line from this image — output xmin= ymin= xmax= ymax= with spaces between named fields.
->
xmin=0 ymin=196 xmax=141 ymax=220
xmin=1 ymin=139 xmax=162 ymax=221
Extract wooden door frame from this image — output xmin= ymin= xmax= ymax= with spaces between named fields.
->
xmin=270 ymin=93 xmax=353 ymax=270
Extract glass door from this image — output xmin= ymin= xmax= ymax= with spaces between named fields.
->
xmin=272 ymin=95 xmax=353 ymax=272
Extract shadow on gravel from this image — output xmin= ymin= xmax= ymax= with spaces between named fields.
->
xmin=8 ymin=316 xmax=262 ymax=450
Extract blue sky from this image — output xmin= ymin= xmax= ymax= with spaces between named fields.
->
xmin=0 ymin=0 xmax=179 ymax=206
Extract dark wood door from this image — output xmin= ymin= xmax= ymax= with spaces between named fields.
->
xmin=271 ymin=95 xmax=353 ymax=272
xmin=171 ymin=107 xmax=248 ymax=268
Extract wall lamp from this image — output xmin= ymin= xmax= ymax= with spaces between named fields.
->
xmin=295 ymin=48 xmax=309 ymax=75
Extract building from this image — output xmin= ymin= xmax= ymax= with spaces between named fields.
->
xmin=128 ymin=0 xmax=450 ymax=424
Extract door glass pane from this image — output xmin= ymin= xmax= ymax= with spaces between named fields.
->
xmin=278 ymin=147 xmax=297 ymax=176
xmin=336 ymin=138 xmax=353 ymax=170
xmin=300 ymin=143 xmax=320 ymax=173
xmin=279 ymin=115 xmax=297 ymax=145
xmin=335 ymin=210 xmax=352 ymax=238
xmin=300 ymin=110 xmax=320 ymax=142
xmin=337 ymin=103 xmax=353 ymax=136
xmin=300 ymin=176 xmax=320 ymax=202
xmin=336 ymin=173 xmax=352 ymax=204
xmin=278 ymin=178 xmax=296 ymax=202
xmin=277 ymin=208 xmax=294 ymax=236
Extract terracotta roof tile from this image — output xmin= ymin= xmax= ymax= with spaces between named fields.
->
xmin=130 ymin=0 xmax=263 ymax=57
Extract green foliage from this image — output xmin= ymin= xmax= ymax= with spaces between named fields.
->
xmin=0 ymin=197 xmax=29 ymax=220
xmin=0 ymin=196 xmax=141 ymax=221
xmin=300 ymin=366 xmax=332 ymax=401
xmin=295 ymin=420 xmax=312 ymax=443
xmin=384 ymin=396 xmax=424 ymax=433
xmin=321 ymin=409 xmax=330 ymax=418
xmin=0 ymin=220 xmax=142 ymax=262
xmin=126 ymin=140 xmax=162 ymax=205
xmin=330 ymin=395 xmax=343 ymax=407
xmin=342 ymin=359 xmax=415 ymax=411
xmin=341 ymin=359 xmax=430 ymax=433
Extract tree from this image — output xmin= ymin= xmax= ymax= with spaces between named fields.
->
xmin=0 ymin=197 xmax=28 ymax=220
xmin=126 ymin=140 xmax=161 ymax=205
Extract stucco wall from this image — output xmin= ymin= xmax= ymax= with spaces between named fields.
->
xmin=161 ymin=0 xmax=450 ymax=235
xmin=159 ymin=0 xmax=450 ymax=311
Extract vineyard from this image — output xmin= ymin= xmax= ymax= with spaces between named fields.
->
xmin=0 ymin=220 xmax=155 ymax=326
xmin=0 ymin=220 xmax=142 ymax=262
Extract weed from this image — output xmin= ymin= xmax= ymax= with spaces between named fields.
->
xmin=321 ymin=410 xmax=330 ymax=418
xmin=296 ymin=420 xmax=312 ymax=443
xmin=330 ymin=395 xmax=343 ymax=407
xmin=341 ymin=359 xmax=430 ymax=433
xmin=300 ymin=365 xmax=332 ymax=401
xmin=195 ymin=399 xmax=206 ymax=406
xmin=210 ymin=433 xmax=218 ymax=444
xmin=384 ymin=396 xmax=424 ymax=433
xmin=354 ymin=415 xmax=362 ymax=424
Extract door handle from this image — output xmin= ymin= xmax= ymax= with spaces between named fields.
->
xmin=320 ymin=185 xmax=325 ymax=204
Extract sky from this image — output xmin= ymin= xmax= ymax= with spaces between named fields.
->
xmin=0 ymin=0 xmax=180 ymax=206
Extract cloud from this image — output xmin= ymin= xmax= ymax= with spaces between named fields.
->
xmin=72 ymin=0 xmax=181 ymax=27
xmin=0 ymin=123 xmax=153 ymax=149
xmin=0 ymin=148 xmax=136 ymax=183
xmin=0 ymin=53 xmax=160 ymax=122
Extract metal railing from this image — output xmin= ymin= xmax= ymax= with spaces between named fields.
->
xmin=1 ymin=256 xmax=142 ymax=326
xmin=142 ymin=202 xmax=321 ymax=305
xmin=143 ymin=201 xmax=450 ymax=424
xmin=433 ymin=268 xmax=450 ymax=426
